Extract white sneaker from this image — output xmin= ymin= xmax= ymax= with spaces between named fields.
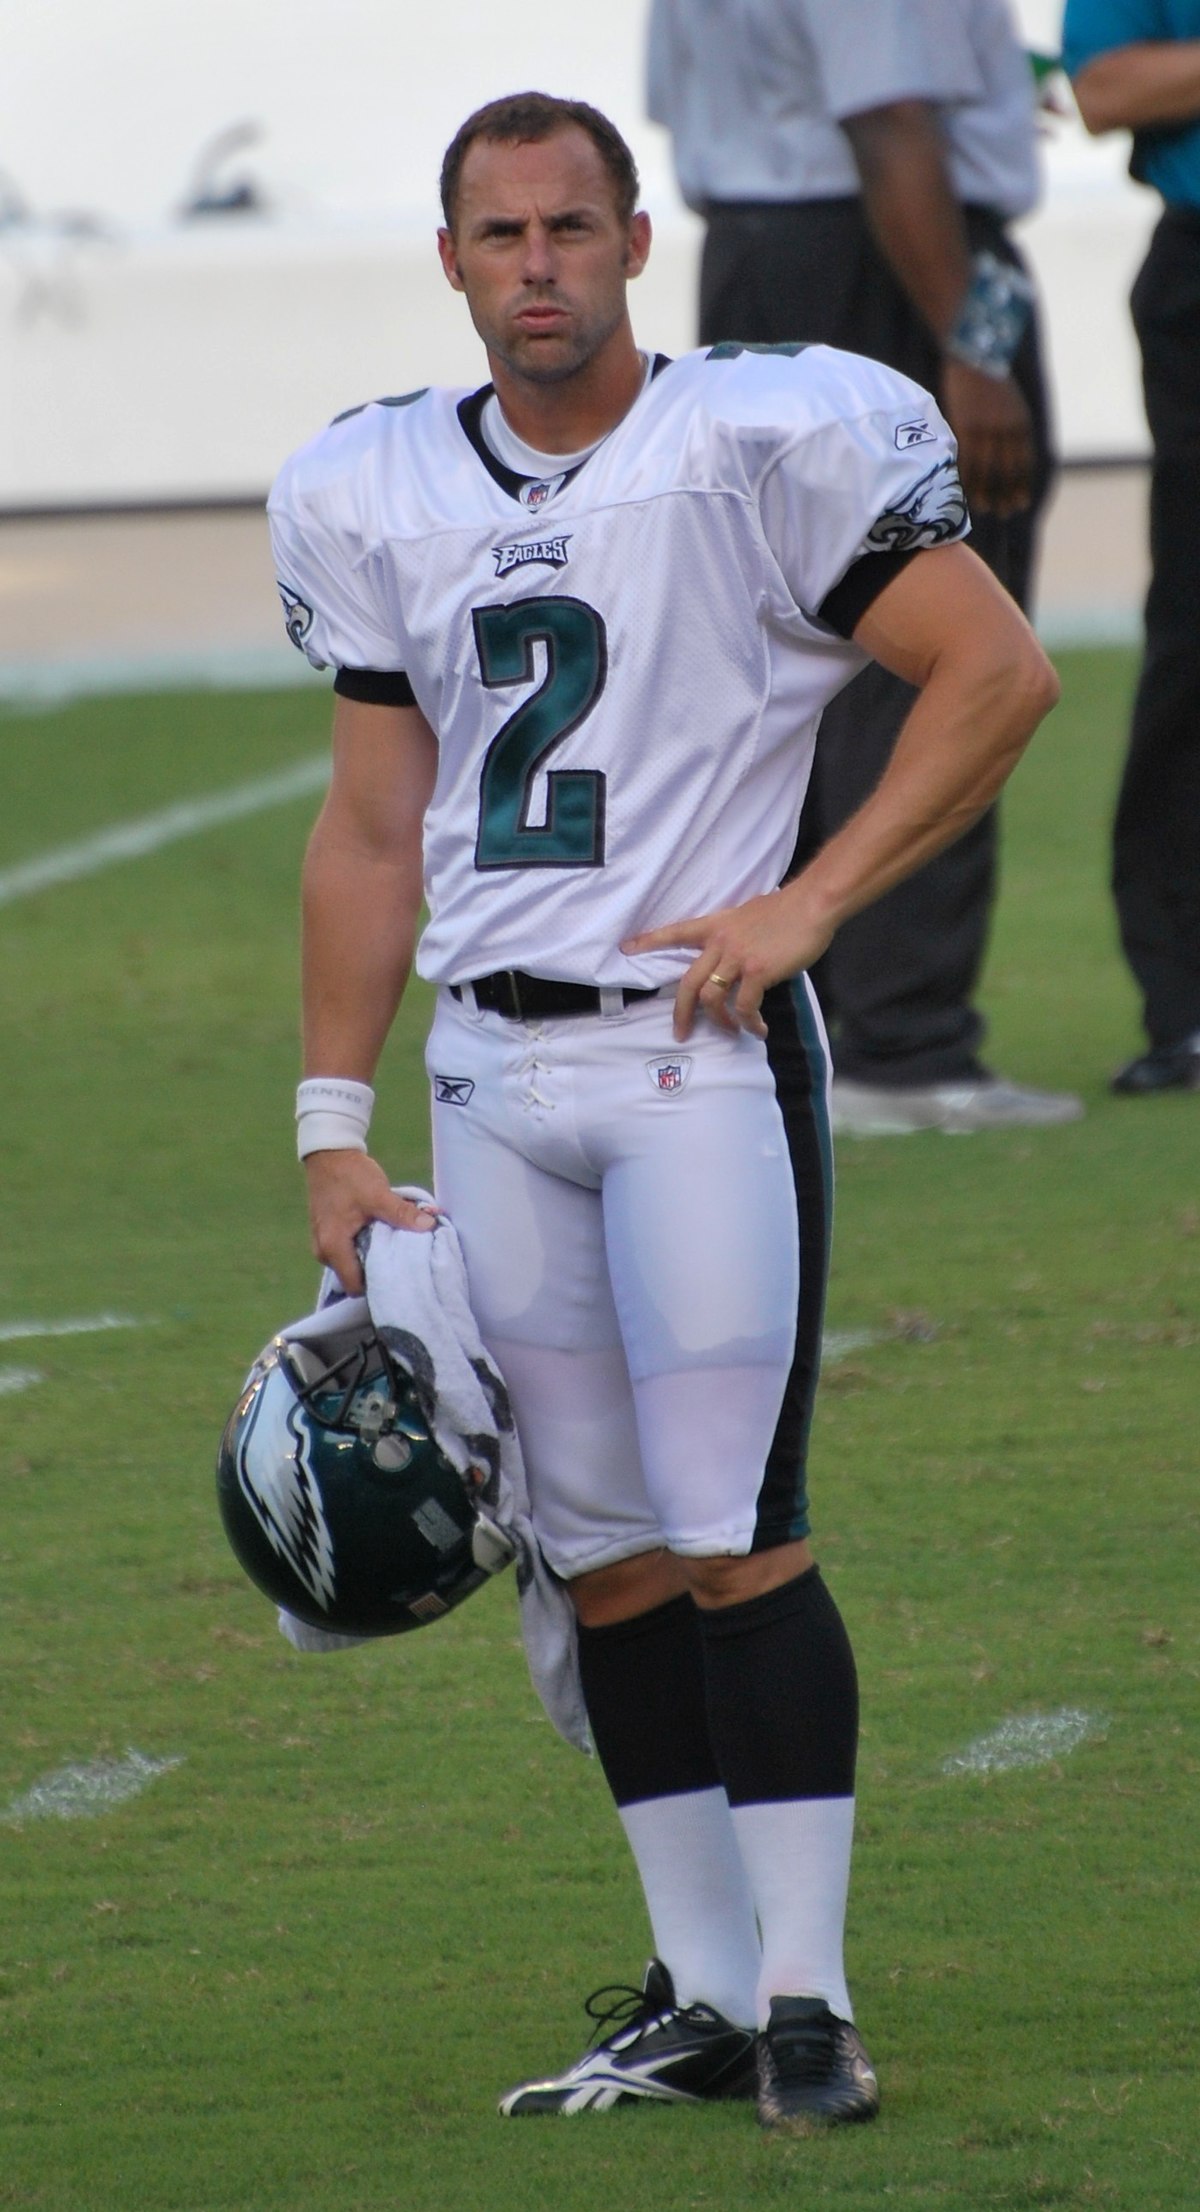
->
xmin=831 ymin=1075 xmax=1085 ymax=1136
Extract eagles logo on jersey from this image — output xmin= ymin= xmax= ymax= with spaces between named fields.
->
xmin=865 ymin=457 xmax=969 ymax=553
xmin=492 ymin=534 xmax=572 ymax=576
xmin=216 ymin=1315 xmax=514 ymax=1635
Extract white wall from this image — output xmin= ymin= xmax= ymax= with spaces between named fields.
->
xmin=0 ymin=1 xmax=1159 ymax=507
xmin=0 ymin=0 xmax=674 ymax=230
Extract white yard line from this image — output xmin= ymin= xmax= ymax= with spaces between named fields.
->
xmin=0 ymin=1313 xmax=150 ymax=1343
xmin=2 ymin=1750 xmax=185 ymax=1824
xmin=943 ymin=1709 xmax=1107 ymax=1777
xmin=821 ymin=1328 xmax=882 ymax=1364
xmin=0 ymin=754 xmax=329 ymax=908
xmin=0 ymin=1365 xmax=44 ymax=1395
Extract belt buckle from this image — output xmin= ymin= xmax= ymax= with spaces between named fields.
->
xmin=495 ymin=968 xmax=524 ymax=1019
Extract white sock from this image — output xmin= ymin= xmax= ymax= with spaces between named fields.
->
xmin=619 ymin=1786 xmax=761 ymax=2028
xmin=729 ymin=1796 xmax=856 ymax=2027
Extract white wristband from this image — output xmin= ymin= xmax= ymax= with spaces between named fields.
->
xmin=295 ymin=1077 xmax=375 ymax=1160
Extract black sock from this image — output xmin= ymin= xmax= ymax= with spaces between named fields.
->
xmin=697 ymin=1566 xmax=858 ymax=1805
xmin=576 ymin=1592 xmax=721 ymax=1807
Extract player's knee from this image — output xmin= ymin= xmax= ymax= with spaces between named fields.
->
xmin=680 ymin=1537 xmax=814 ymax=1609
xmin=567 ymin=1547 xmax=689 ymax=1627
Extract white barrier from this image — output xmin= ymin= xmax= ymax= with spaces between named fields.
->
xmin=0 ymin=38 xmax=1160 ymax=509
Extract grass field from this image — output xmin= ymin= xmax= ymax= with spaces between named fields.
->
xmin=0 ymin=652 xmax=1195 ymax=2212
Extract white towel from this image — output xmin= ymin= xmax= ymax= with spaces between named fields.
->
xmin=276 ymin=1191 xmax=589 ymax=1753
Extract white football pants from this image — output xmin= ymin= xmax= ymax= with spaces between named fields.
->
xmin=426 ymin=983 xmax=831 ymax=1579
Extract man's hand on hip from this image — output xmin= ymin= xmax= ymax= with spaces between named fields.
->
xmin=622 ymin=888 xmax=836 ymax=1042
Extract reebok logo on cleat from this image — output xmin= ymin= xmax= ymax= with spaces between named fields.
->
xmin=499 ymin=1959 xmax=757 ymax=2117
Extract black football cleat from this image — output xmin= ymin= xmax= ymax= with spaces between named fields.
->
xmin=498 ymin=1958 xmax=758 ymax=2115
xmin=1111 ymin=1033 xmax=1200 ymax=1095
xmin=756 ymin=1996 xmax=880 ymax=2132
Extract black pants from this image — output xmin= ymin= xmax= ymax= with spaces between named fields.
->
xmin=701 ymin=199 xmax=1055 ymax=1085
xmin=1120 ymin=208 xmax=1200 ymax=1049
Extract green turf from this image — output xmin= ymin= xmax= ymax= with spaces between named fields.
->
xmin=0 ymin=655 xmax=1195 ymax=2211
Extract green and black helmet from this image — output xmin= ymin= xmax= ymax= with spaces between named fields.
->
xmin=216 ymin=1317 xmax=514 ymax=1635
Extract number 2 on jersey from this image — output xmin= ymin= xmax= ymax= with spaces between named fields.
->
xmin=473 ymin=597 xmax=607 ymax=869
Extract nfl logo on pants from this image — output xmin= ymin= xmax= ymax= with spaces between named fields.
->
xmin=647 ymin=1057 xmax=691 ymax=1094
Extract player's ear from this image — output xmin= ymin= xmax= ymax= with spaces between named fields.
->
xmin=437 ymin=227 xmax=466 ymax=292
xmin=623 ymin=210 xmax=652 ymax=281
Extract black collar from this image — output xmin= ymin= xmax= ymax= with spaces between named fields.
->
xmin=456 ymin=356 xmax=673 ymax=504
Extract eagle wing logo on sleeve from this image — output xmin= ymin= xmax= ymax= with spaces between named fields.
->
xmin=865 ymin=458 xmax=968 ymax=553
xmin=277 ymin=582 xmax=315 ymax=652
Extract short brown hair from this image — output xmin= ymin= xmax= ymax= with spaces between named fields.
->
xmin=440 ymin=92 xmax=640 ymax=231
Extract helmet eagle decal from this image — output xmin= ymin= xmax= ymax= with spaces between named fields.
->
xmin=232 ymin=1372 xmax=338 ymax=1613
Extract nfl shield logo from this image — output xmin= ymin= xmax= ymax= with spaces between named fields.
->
xmin=647 ymin=1057 xmax=692 ymax=1094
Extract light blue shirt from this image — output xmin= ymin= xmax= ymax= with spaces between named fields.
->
xmin=1064 ymin=0 xmax=1200 ymax=207
xmin=647 ymin=0 xmax=1040 ymax=217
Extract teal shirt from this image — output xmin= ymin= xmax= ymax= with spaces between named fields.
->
xmin=1064 ymin=0 xmax=1200 ymax=205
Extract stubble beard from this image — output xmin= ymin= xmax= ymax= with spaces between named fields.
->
xmin=486 ymin=293 xmax=625 ymax=390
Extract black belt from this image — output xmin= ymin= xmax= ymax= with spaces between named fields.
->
xmin=450 ymin=969 xmax=660 ymax=1020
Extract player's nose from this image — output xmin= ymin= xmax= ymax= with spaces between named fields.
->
xmin=519 ymin=219 xmax=557 ymax=283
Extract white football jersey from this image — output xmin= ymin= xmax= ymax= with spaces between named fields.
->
xmin=268 ymin=344 xmax=967 ymax=989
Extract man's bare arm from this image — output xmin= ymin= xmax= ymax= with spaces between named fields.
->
xmin=1072 ymin=41 xmax=1200 ymax=133
xmin=302 ymin=694 xmax=438 ymax=1289
xmin=841 ymin=100 xmax=1035 ymax=518
xmin=621 ymin=544 xmax=1059 ymax=1038
xmin=795 ymin=544 xmax=1058 ymax=922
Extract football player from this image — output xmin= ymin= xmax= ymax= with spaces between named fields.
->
xmin=268 ymin=92 xmax=1058 ymax=2130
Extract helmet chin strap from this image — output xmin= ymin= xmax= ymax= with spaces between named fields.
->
xmin=471 ymin=1516 xmax=518 ymax=1573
